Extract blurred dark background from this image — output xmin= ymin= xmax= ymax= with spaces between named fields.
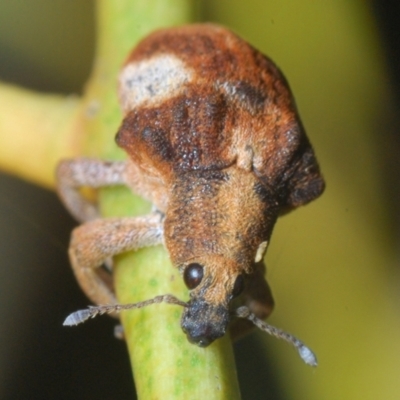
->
xmin=371 ymin=1 xmax=400 ymax=232
xmin=0 ymin=1 xmax=399 ymax=399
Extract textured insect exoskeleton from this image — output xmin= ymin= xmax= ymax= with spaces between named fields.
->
xmin=57 ymin=24 xmax=324 ymax=365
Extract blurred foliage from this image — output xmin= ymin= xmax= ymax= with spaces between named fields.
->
xmin=0 ymin=0 xmax=399 ymax=399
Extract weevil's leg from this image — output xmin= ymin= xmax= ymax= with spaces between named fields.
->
xmin=243 ymin=262 xmax=274 ymax=319
xmin=56 ymin=158 xmax=127 ymax=222
xmin=69 ymin=213 xmax=163 ymax=306
xmin=230 ymin=262 xmax=274 ymax=341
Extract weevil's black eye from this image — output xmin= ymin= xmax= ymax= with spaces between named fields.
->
xmin=183 ymin=263 xmax=204 ymax=289
xmin=232 ymin=274 xmax=245 ymax=297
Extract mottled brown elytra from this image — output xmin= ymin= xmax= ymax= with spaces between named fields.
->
xmin=57 ymin=24 xmax=324 ymax=366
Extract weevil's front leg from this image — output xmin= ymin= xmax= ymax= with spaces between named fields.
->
xmin=69 ymin=214 xmax=163 ymax=306
xmin=230 ymin=262 xmax=274 ymax=341
xmin=56 ymin=158 xmax=127 ymax=222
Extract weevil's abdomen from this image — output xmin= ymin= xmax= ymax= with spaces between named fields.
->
xmin=117 ymin=24 xmax=286 ymax=115
xmin=116 ymin=24 xmax=324 ymax=209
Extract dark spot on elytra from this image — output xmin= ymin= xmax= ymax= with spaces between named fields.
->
xmin=199 ymin=93 xmax=228 ymax=146
xmin=141 ymin=126 xmax=174 ymax=161
xmin=172 ymin=99 xmax=189 ymax=123
xmin=253 ymin=181 xmax=273 ymax=203
xmin=224 ymin=80 xmax=267 ymax=113
xmin=172 ymin=92 xmax=229 ymax=171
xmin=196 ymin=170 xmax=229 ymax=182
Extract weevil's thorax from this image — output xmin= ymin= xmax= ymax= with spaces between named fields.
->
xmin=164 ymin=166 xmax=278 ymax=274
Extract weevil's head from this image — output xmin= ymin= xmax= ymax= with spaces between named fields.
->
xmin=179 ymin=255 xmax=245 ymax=347
xmin=163 ymin=168 xmax=278 ymax=347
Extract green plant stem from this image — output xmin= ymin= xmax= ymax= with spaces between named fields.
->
xmin=0 ymin=82 xmax=82 ymax=188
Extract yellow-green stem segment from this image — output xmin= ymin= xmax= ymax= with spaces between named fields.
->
xmin=0 ymin=83 xmax=81 ymax=188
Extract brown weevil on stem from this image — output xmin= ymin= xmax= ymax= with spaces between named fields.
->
xmin=57 ymin=24 xmax=324 ymax=366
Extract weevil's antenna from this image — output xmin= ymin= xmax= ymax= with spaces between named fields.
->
xmin=63 ymin=294 xmax=187 ymax=326
xmin=235 ymin=306 xmax=318 ymax=367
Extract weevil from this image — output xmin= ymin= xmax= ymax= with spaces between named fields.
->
xmin=57 ymin=24 xmax=324 ymax=365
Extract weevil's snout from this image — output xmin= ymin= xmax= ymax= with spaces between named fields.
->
xmin=181 ymin=299 xmax=229 ymax=347
xmin=178 ymin=258 xmax=247 ymax=346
